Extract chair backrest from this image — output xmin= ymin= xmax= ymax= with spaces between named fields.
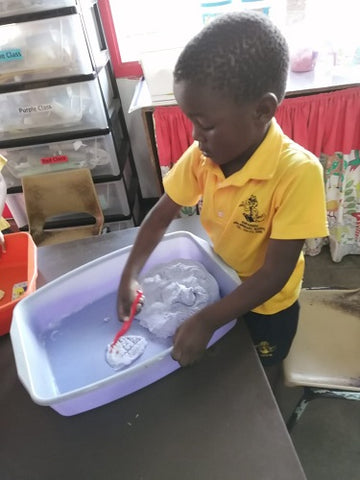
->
xmin=22 ymin=168 xmax=104 ymax=246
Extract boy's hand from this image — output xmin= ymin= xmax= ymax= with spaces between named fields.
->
xmin=117 ymin=279 xmax=144 ymax=321
xmin=171 ymin=314 xmax=214 ymax=367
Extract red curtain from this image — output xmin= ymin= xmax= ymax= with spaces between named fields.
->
xmin=153 ymin=86 xmax=360 ymax=167
xmin=153 ymin=106 xmax=193 ymax=167
xmin=276 ymin=86 xmax=360 ymax=157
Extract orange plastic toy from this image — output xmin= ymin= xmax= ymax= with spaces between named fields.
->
xmin=0 ymin=232 xmax=37 ymax=335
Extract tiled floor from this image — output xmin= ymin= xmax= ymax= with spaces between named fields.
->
xmin=275 ymin=246 xmax=360 ymax=480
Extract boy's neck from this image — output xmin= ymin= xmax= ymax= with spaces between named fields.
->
xmin=220 ymin=155 xmax=249 ymax=178
xmin=220 ymin=122 xmax=271 ymax=178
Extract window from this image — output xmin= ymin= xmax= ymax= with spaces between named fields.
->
xmin=99 ymin=0 xmax=360 ymax=78
xmin=99 ymin=0 xmax=202 ymax=77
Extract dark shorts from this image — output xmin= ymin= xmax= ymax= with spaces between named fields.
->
xmin=243 ymin=301 xmax=300 ymax=367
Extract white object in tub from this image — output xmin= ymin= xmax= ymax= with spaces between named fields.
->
xmin=10 ymin=232 xmax=241 ymax=416
xmin=137 ymin=259 xmax=221 ymax=338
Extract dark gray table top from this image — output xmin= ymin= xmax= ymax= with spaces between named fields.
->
xmin=0 ymin=217 xmax=306 ymax=480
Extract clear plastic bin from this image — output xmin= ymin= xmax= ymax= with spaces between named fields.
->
xmin=0 ymin=77 xmax=108 ymax=140
xmin=6 ymin=177 xmax=131 ymax=229
xmin=103 ymin=218 xmax=135 ymax=232
xmin=4 ymin=192 xmax=27 ymax=228
xmin=96 ymin=178 xmax=131 ymax=218
xmin=98 ymin=62 xmax=115 ymax=109
xmin=1 ymin=133 xmax=121 ymax=188
xmin=46 ymin=178 xmax=133 ymax=223
xmin=0 ymin=15 xmax=93 ymax=84
xmin=81 ymin=0 xmax=108 ymax=67
xmin=0 ymin=0 xmax=76 ymax=16
xmin=122 ymin=153 xmax=134 ymax=190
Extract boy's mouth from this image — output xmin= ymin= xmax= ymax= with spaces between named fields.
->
xmin=199 ymin=146 xmax=211 ymax=157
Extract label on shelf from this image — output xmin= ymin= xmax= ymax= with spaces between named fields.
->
xmin=0 ymin=48 xmax=23 ymax=62
xmin=41 ymin=155 xmax=69 ymax=165
xmin=18 ymin=103 xmax=53 ymax=114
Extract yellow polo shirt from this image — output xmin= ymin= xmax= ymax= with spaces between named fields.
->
xmin=163 ymin=119 xmax=329 ymax=314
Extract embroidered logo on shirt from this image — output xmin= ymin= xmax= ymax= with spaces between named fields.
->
xmin=233 ymin=194 xmax=266 ymax=233
xmin=255 ymin=341 xmax=277 ymax=358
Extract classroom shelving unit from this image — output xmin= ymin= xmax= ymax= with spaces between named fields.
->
xmin=0 ymin=0 xmax=143 ymax=233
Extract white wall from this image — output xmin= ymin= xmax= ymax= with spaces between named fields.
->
xmin=116 ymin=78 xmax=162 ymax=199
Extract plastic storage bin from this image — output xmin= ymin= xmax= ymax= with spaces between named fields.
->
xmin=1 ymin=133 xmax=122 ymax=188
xmin=80 ymin=0 xmax=108 ymax=68
xmin=0 ymin=0 xmax=75 ymax=17
xmin=0 ymin=76 xmax=108 ymax=141
xmin=0 ymin=231 xmax=37 ymax=335
xmin=5 ymin=177 xmax=132 ymax=228
xmin=97 ymin=61 xmax=115 ymax=109
xmin=2 ymin=193 xmax=27 ymax=228
xmin=0 ymin=14 xmax=93 ymax=84
xmin=10 ymin=231 xmax=240 ymax=415
xmin=96 ymin=178 xmax=131 ymax=218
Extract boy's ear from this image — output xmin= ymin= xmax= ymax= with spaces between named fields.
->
xmin=254 ymin=92 xmax=278 ymax=123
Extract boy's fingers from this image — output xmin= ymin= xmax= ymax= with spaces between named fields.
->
xmin=171 ymin=346 xmax=181 ymax=363
xmin=135 ymin=295 xmax=145 ymax=313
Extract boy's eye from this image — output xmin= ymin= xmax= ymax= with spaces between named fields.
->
xmin=197 ymin=122 xmax=214 ymax=131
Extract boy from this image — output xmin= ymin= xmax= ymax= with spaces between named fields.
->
xmin=118 ymin=12 xmax=328 ymax=371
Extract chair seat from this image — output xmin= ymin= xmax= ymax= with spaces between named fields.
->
xmin=283 ymin=288 xmax=360 ymax=391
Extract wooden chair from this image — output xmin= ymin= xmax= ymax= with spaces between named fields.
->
xmin=283 ymin=287 xmax=360 ymax=431
xmin=22 ymin=168 xmax=104 ymax=247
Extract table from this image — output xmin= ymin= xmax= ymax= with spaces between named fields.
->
xmin=0 ymin=217 xmax=306 ymax=480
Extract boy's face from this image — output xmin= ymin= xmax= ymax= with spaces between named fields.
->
xmin=174 ymin=80 xmax=269 ymax=171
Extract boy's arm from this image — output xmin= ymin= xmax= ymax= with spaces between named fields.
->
xmin=117 ymin=193 xmax=181 ymax=319
xmin=172 ymin=237 xmax=304 ymax=366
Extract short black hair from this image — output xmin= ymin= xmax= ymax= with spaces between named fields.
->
xmin=174 ymin=11 xmax=289 ymax=103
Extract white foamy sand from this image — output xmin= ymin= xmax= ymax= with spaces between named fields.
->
xmin=137 ymin=259 xmax=220 ymax=338
xmin=106 ymin=335 xmax=148 ymax=370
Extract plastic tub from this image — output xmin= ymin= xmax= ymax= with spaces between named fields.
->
xmin=10 ymin=231 xmax=240 ymax=415
xmin=0 ymin=232 xmax=37 ymax=335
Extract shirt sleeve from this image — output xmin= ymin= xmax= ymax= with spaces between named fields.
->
xmin=163 ymin=142 xmax=203 ymax=207
xmin=270 ymin=155 xmax=329 ymax=240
